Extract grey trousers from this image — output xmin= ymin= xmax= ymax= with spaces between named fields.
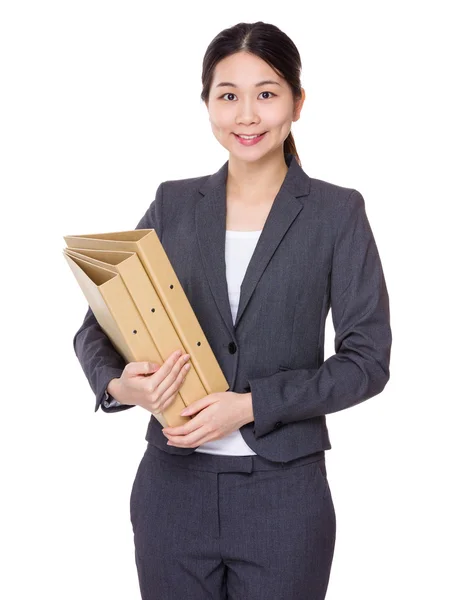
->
xmin=130 ymin=442 xmax=336 ymax=600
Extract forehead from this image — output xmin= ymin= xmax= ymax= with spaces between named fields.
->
xmin=211 ymin=53 xmax=283 ymax=87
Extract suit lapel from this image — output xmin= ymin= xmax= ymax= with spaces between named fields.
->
xmin=195 ymin=153 xmax=311 ymax=337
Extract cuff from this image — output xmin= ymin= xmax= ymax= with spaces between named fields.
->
xmin=247 ymin=375 xmax=285 ymax=439
xmin=95 ymin=367 xmax=125 ymax=413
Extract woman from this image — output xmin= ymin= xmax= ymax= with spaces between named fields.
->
xmin=73 ymin=21 xmax=392 ymax=600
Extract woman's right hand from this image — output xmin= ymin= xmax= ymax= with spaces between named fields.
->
xmin=108 ymin=349 xmax=191 ymax=414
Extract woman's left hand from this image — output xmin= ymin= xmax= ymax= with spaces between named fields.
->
xmin=161 ymin=391 xmax=252 ymax=448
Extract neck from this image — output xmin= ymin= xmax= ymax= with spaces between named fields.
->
xmin=226 ymin=150 xmax=288 ymax=203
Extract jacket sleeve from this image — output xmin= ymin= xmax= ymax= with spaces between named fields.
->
xmin=72 ymin=182 xmax=164 ymax=413
xmin=248 ymin=189 xmax=392 ymax=439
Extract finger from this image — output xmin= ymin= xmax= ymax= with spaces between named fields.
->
xmin=127 ymin=361 xmax=160 ymax=377
xmin=152 ymin=354 xmax=190 ymax=407
xmin=163 ymin=422 xmax=187 ymax=435
xmin=165 ymin=425 xmax=209 ymax=447
xmin=151 ymin=360 xmax=190 ymax=414
xmin=160 ymin=372 xmax=189 ymax=412
xmin=163 ymin=411 xmax=204 ymax=435
xmin=166 ymin=431 xmax=211 ymax=448
xmin=180 ymin=394 xmax=213 ymax=416
xmin=154 ymin=351 xmax=188 ymax=387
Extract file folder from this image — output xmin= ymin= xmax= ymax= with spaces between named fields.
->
xmin=63 ymin=252 xmax=182 ymax=427
xmin=64 ymin=228 xmax=229 ymax=426
xmin=65 ymin=247 xmax=208 ymax=407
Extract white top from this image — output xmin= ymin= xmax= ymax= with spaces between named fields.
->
xmin=195 ymin=229 xmax=262 ymax=456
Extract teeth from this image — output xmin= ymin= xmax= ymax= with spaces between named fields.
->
xmin=237 ymin=133 xmax=263 ymax=139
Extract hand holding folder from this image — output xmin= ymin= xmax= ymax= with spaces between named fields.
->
xmin=106 ymin=348 xmax=192 ymax=416
xmin=64 ymin=228 xmax=229 ymax=427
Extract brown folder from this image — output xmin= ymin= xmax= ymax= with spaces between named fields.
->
xmin=63 ymin=228 xmax=229 ymax=426
xmin=64 ymin=247 xmax=207 ymax=407
xmin=63 ymin=251 xmax=182 ymax=427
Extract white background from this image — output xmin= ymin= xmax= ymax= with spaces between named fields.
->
xmin=1 ymin=1 xmax=459 ymax=598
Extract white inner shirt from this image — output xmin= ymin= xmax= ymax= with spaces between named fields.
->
xmin=195 ymin=228 xmax=262 ymax=456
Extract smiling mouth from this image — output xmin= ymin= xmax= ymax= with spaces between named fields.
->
xmin=234 ymin=132 xmax=267 ymax=139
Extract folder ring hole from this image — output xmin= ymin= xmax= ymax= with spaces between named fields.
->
xmin=197 ymin=341 xmax=201 ymax=346
xmin=133 ymin=330 xmax=138 ymax=334
xmin=170 ymin=285 xmax=174 ymax=289
xmin=151 ymin=308 xmax=155 ymax=312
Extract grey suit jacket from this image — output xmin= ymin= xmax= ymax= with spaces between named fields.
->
xmin=72 ymin=152 xmax=392 ymax=463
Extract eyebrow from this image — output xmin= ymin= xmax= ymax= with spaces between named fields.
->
xmin=215 ymin=79 xmax=281 ymax=88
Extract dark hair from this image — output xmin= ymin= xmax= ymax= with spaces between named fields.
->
xmin=200 ymin=21 xmax=303 ymax=167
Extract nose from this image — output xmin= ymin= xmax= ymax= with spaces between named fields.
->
xmin=235 ymin=98 xmax=260 ymax=126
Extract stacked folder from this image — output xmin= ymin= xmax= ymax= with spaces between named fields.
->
xmin=63 ymin=228 xmax=229 ymax=428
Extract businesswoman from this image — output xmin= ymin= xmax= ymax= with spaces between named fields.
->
xmin=73 ymin=21 xmax=392 ymax=600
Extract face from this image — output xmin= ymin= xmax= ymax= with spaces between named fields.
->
xmin=206 ymin=52 xmax=304 ymax=162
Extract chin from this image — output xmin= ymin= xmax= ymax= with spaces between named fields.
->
xmin=230 ymin=150 xmax=266 ymax=162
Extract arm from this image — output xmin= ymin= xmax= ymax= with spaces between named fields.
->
xmin=72 ymin=182 xmax=165 ymax=413
xmin=248 ymin=189 xmax=392 ymax=439
xmin=101 ymin=379 xmax=124 ymax=411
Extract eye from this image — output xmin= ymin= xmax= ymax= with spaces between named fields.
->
xmin=219 ymin=91 xmax=276 ymax=101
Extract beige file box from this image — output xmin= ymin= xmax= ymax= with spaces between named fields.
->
xmin=63 ymin=252 xmax=187 ymax=427
xmin=63 ymin=229 xmax=229 ymax=424
xmin=64 ymin=247 xmax=208 ymax=408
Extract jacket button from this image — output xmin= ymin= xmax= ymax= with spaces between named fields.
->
xmin=228 ymin=341 xmax=237 ymax=354
xmin=274 ymin=421 xmax=282 ymax=429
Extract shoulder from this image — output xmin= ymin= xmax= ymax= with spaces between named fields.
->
xmin=308 ymin=175 xmax=358 ymax=202
xmin=304 ymin=175 xmax=365 ymax=223
xmin=161 ymin=173 xmax=211 ymax=198
xmin=153 ymin=172 xmax=214 ymax=231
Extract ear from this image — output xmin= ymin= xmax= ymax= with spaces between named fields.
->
xmin=293 ymin=88 xmax=306 ymax=122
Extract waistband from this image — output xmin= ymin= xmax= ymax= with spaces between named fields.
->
xmin=145 ymin=442 xmax=325 ymax=474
